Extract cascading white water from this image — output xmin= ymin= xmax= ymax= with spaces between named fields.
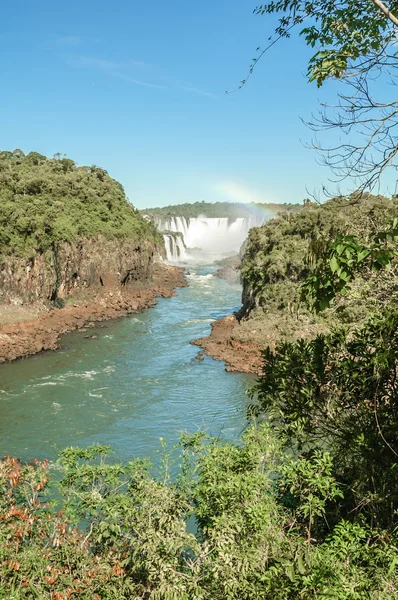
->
xmin=154 ymin=215 xmax=269 ymax=264
xmin=163 ymin=233 xmax=189 ymax=263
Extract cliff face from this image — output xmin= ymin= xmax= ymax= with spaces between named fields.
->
xmin=194 ymin=195 xmax=398 ymax=374
xmin=238 ymin=195 xmax=398 ymax=322
xmin=0 ymin=238 xmax=160 ymax=307
xmin=238 ymin=279 xmax=259 ymax=319
xmin=0 ymin=260 xmax=186 ymax=363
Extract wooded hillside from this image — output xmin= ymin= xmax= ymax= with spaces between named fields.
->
xmin=0 ymin=149 xmax=161 ymax=257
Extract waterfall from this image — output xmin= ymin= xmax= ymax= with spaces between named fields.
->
xmin=163 ymin=232 xmax=189 ymax=263
xmin=152 ymin=214 xmax=269 ymax=264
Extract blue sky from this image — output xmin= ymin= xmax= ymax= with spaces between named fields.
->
xmin=1 ymin=0 xmax=394 ymax=208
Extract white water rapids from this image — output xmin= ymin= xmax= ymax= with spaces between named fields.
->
xmin=154 ymin=216 xmax=268 ymax=263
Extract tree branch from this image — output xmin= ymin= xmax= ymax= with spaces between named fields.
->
xmin=371 ymin=0 xmax=398 ymax=27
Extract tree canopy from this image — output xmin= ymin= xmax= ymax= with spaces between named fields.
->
xmin=254 ymin=0 xmax=398 ymax=86
xmin=0 ymin=150 xmax=161 ymax=258
xmin=1 ymin=424 xmax=397 ymax=598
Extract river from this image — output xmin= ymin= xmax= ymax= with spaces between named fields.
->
xmin=0 ymin=265 xmax=251 ymax=463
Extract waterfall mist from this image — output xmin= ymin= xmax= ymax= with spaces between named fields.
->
xmin=154 ymin=215 xmax=270 ymax=264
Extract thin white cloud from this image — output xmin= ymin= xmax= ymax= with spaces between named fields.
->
xmin=182 ymin=86 xmax=217 ymax=99
xmin=117 ymin=72 xmax=166 ymax=89
xmin=57 ymin=36 xmax=82 ymax=47
xmin=62 ymin=53 xmax=211 ymax=95
xmin=215 ymin=181 xmax=271 ymax=204
xmin=66 ymin=55 xmax=122 ymax=71
xmin=130 ymin=78 xmax=164 ymax=89
xmin=128 ymin=59 xmax=151 ymax=69
xmin=64 ymin=55 xmax=165 ymax=89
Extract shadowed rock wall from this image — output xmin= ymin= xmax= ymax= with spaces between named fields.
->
xmin=0 ymin=237 xmax=160 ymax=306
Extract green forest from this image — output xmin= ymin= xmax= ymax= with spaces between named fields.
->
xmin=236 ymin=194 xmax=398 ymax=344
xmin=0 ymin=150 xmax=161 ymax=258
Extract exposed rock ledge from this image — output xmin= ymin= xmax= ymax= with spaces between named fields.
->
xmin=191 ymin=314 xmax=262 ymax=375
xmin=214 ymin=255 xmax=241 ymax=285
xmin=0 ymin=264 xmax=186 ymax=363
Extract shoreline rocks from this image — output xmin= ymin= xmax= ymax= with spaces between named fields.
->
xmin=191 ymin=314 xmax=262 ymax=375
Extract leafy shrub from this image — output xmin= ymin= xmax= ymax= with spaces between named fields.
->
xmin=1 ymin=426 xmax=397 ymax=599
xmin=251 ymin=309 xmax=398 ymax=530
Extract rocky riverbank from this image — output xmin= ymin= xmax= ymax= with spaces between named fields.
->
xmin=191 ymin=314 xmax=262 ymax=374
xmin=0 ymin=263 xmax=186 ymax=363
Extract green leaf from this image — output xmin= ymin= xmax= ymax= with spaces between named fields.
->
xmin=330 ymin=255 xmax=339 ymax=273
xmin=286 ymin=563 xmax=295 ymax=582
xmin=318 ymin=297 xmax=330 ymax=311
xmin=357 ymin=249 xmax=370 ymax=262
xmin=339 ymin=271 xmax=351 ymax=282
xmin=297 ymin=553 xmax=306 ymax=575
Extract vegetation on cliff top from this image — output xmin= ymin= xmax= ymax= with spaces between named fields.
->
xmin=236 ymin=194 xmax=398 ymax=345
xmin=239 ymin=198 xmax=398 ymax=597
xmin=0 ymin=149 xmax=162 ymax=258
xmin=141 ymin=200 xmax=301 ymax=219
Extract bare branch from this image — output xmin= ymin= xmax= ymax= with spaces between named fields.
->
xmin=303 ymin=46 xmax=398 ymax=195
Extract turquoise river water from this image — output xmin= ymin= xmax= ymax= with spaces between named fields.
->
xmin=0 ymin=266 xmax=252 ymax=463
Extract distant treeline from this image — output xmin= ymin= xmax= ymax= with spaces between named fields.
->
xmin=141 ymin=200 xmax=302 ymax=219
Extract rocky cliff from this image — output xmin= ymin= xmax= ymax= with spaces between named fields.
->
xmin=194 ymin=195 xmax=398 ymax=373
xmin=0 ymin=238 xmax=158 ymax=307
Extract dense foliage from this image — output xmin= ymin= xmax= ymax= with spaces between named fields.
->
xmin=141 ymin=200 xmax=300 ymax=219
xmin=238 ymin=248 xmax=398 ymax=597
xmin=238 ymin=195 xmax=398 ymax=343
xmin=1 ymin=425 xmax=397 ymax=599
xmin=0 ymin=149 xmax=161 ymax=257
xmin=302 ymin=218 xmax=398 ymax=311
xmin=252 ymin=309 xmax=398 ymax=528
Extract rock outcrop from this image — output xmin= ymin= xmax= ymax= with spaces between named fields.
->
xmin=214 ymin=255 xmax=241 ymax=285
xmin=0 ymin=238 xmax=158 ymax=307
xmin=191 ymin=315 xmax=262 ymax=374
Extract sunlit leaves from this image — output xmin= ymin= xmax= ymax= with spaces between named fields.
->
xmin=255 ymin=0 xmax=396 ymax=86
xmin=0 ymin=150 xmax=162 ymax=258
xmin=1 ymin=427 xmax=397 ymax=598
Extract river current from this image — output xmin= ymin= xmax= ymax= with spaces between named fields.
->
xmin=0 ymin=266 xmax=251 ymax=463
